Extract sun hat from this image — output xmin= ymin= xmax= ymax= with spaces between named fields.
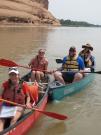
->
xmin=8 ymin=67 xmax=19 ymax=74
xmin=82 ymin=43 xmax=93 ymax=51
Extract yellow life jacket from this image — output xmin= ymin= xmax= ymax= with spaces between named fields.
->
xmin=63 ymin=55 xmax=79 ymax=71
xmin=85 ymin=58 xmax=92 ymax=67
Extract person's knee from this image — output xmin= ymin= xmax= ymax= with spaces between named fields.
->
xmin=74 ymin=73 xmax=83 ymax=80
xmin=32 ymin=71 xmax=35 ymax=75
xmin=36 ymin=71 xmax=40 ymax=75
xmin=54 ymin=72 xmax=60 ymax=78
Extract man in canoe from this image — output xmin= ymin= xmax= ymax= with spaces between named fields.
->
xmin=28 ymin=49 xmax=49 ymax=82
xmin=54 ymin=46 xmax=85 ymax=85
xmin=79 ymin=43 xmax=95 ymax=72
xmin=0 ymin=67 xmax=31 ymax=132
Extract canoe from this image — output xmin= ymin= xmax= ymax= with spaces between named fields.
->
xmin=48 ymin=74 xmax=94 ymax=100
xmin=0 ymin=72 xmax=49 ymax=135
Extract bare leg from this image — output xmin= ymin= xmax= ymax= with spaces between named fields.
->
xmin=36 ymin=71 xmax=44 ymax=82
xmin=31 ymin=71 xmax=36 ymax=82
xmin=54 ymin=71 xmax=65 ymax=84
xmin=0 ymin=119 xmax=5 ymax=132
xmin=10 ymin=108 xmax=23 ymax=126
xmin=73 ymin=73 xmax=83 ymax=82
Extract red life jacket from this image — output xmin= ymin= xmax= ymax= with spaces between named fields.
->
xmin=2 ymin=80 xmax=26 ymax=105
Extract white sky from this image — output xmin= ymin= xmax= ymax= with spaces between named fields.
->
xmin=49 ymin=0 xmax=101 ymax=25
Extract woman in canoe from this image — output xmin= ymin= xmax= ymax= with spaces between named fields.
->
xmin=28 ymin=49 xmax=49 ymax=82
xmin=0 ymin=67 xmax=31 ymax=132
xmin=54 ymin=46 xmax=85 ymax=85
xmin=79 ymin=43 xmax=95 ymax=72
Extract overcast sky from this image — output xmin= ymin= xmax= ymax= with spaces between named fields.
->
xmin=49 ymin=0 xmax=101 ymax=25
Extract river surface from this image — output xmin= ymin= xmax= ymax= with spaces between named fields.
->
xmin=0 ymin=26 xmax=101 ymax=135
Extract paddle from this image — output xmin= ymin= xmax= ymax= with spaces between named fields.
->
xmin=60 ymin=70 xmax=101 ymax=74
xmin=0 ymin=59 xmax=50 ymax=72
xmin=56 ymin=59 xmax=100 ymax=74
xmin=0 ymin=98 xmax=68 ymax=120
xmin=56 ymin=59 xmax=63 ymax=64
xmin=0 ymin=59 xmax=30 ymax=69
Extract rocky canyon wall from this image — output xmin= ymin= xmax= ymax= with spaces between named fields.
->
xmin=0 ymin=0 xmax=60 ymax=26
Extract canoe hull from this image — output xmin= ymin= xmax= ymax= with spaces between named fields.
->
xmin=0 ymin=72 xmax=49 ymax=135
xmin=49 ymin=74 xmax=94 ymax=100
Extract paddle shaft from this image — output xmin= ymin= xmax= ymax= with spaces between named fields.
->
xmin=60 ymin=70 xmax=101 ymax=74
xmin=0 ymin=58 xmax=99 ymax=74
xmin=0 ymin=98 xmax=68 ymax=120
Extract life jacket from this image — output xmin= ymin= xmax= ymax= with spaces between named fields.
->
xmin=63 ymin=56 xmax=79 ymax=71
xmin=30 ymin=55 xmax=48 ymax=71
xmin=2 ymin=80 xmax=26 ymax=105
xmin=28 ymin=81 xmax=39 ymax=104
xmin=84 ymin=56 xmax=93 ymax=67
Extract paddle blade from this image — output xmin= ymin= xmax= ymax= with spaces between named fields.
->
xmin=0 ymin=59 xmax=18 ymax=67
xmin=0 ymin=98 xmax=68 ymax=120
xmin=34 ymin=108 xmax=68 ymax=120
xmin=95 ymin=71 xmax=101 ymax=74
xmin=56 ymin=59 xmax=63 ymax=64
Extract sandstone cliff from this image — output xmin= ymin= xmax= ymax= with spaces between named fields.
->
xmin=0 ymin=0 xmax=60 ymax=26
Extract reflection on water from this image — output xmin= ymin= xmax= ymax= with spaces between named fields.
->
xmin=0 ymin=26 xmax=101 ymax=135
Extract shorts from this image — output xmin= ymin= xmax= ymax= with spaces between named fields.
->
xmin=62 ymin=72 xmax=75 ymax=83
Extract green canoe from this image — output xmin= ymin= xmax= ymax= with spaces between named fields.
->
xmin=48 ymin=74 xmax=94 ymax=100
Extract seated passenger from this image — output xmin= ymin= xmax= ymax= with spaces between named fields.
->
xmin=0 ymin=67 xmax=31 ymax=132
xmin=79 ymin=43 xmax=95 ymax=72
xmin=28 ymin=49 xmax=48 ymax=82
xmin=54 ymin=46 xmax=85 ymax=85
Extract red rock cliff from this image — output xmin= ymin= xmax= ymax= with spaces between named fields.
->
xmin=0 ymin=0 xmax=60 ymax=26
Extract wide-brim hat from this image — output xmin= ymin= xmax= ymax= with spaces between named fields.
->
xmin=82 ymin=43 xmax=93 ymax=51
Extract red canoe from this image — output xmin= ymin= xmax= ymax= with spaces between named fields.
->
xmin=0 ymin=89 xmax=48 ymax=135
xmin=0 ymin=73 xmax=49 ymax=135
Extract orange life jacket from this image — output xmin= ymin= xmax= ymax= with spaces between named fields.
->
xmin=28 ymin=82 xmax=39 ymax=103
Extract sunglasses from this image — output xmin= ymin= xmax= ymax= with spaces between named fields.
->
xmin=39 ymin=51 xmax=45 ymax=54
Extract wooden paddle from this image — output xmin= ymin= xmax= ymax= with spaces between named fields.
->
xmin=0 ymin=98 xmax=68 ymax=120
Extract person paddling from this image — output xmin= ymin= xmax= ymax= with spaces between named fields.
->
xmin=0 ymin=67 xmax=31 ymax=132
xmin=54 ymin=46 xmax=85 ymax=85
xmin=28 ymin=49 xmax=48 ymax=82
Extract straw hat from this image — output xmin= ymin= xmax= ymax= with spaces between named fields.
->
xmin=82 ymin=43 xmax=93 ymax=51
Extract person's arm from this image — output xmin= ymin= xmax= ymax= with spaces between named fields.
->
xmin=0 ymin=86 xmax=4 ymax=97
xmin=26 ymin=93 xmax=31 ymax=106
xmin=78 ymin=56 xmax=85 ymax=70
xmin=28 ymin=57 xmax=35 ymax=68
xmin=23 ymin=83 xmax=32 ymax=108
xmin=90 ymin=56 xmax=95 ymax=72
xmin=44 ymin=59 xmax=48 ymax=73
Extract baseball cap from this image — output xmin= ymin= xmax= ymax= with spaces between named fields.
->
xmin=69 ymin=46 xmax=76 ymax=52
xmin=8 ymin=67 xmax=19 ymax=74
